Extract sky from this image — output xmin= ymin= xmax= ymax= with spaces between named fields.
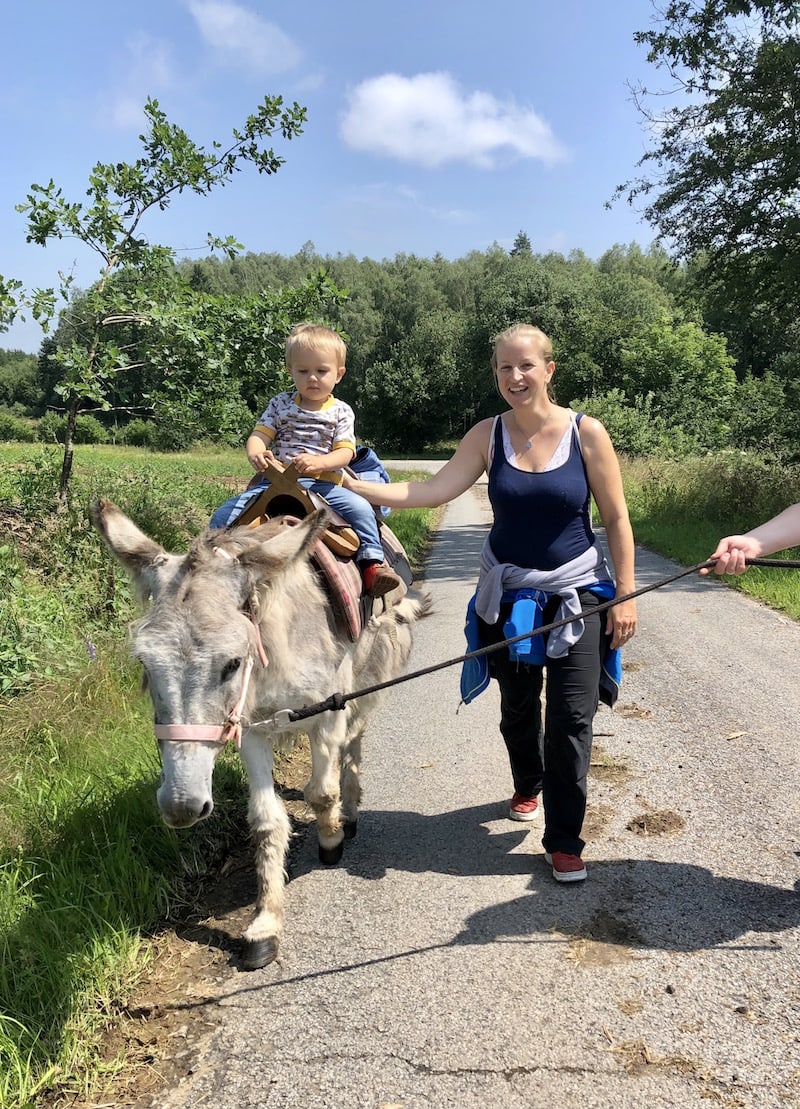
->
xmin=2 ymin=0 xmax=663 ymax=354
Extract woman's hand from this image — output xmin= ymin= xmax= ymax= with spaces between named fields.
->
xmin=608 ymin=597 xmax=637 ymax=650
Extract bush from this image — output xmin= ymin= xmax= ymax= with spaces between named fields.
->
xmin=36 ymin=411 xmax=63 ymax=444
xmin=572 ymin=389 xmax=696 ymax=457
xmin=0 ymin=408 xmax=37 ymax=443
xmin=36 ymin=413 xmax=109 ymax=445
xmin=118 ymin=419 xmax=156 ymax=448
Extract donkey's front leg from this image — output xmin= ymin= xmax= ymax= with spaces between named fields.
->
xmin=340 ymin=718 xmax=365 ymax=841
xmin=238 ymin=731 xmax=292 ymax=970
xmin=305 ymin=716 xmax=348 ymax=865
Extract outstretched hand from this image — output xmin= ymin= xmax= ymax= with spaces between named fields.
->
xmin=702 ymin=536 xmax=761 ymax=575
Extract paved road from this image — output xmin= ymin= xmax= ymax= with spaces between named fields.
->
xmin=154 ymin=479 xmax=800 ymax=1109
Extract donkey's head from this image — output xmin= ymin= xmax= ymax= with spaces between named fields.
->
xmin=91 ymin=500 xmax=329 ymax=827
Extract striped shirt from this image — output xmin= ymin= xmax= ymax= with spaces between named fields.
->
xmin=254 ymin=391 xmax=356 ymax=485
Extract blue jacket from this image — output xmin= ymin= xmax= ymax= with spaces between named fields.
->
xmin=460 ymin=585 xmax=621 ymax=707
xmin=350 ymin=445 xmax=391 ymax=517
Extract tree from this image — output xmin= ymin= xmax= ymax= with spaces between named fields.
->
xmin=510 ymin=231 xmax=532 ymax=257
xmin=619 ymin=316 xmax=738 ymax=448
xmin=618 ymin=1 xmax=800 ymax=327
xmin=1 ymin=95 xmax=307 ymax=496
xmin=0 ymin=349 xmax=41 ymax=413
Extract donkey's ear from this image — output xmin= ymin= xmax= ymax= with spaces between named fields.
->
xmin=91 ymin=499 xmax=175 ymax=599
xmin=237 ymin=509 xmax=330 ymax=571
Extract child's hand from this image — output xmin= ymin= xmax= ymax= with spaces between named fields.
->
xmin=247 ymin=447 xmax=275 ymax=472
xmin=291 ymin=452 xmax=321 ymax=476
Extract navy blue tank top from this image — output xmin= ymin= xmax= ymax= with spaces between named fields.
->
xmin=487 ymin=414 xmax=594 ymax=570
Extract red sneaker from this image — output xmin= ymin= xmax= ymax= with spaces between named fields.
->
xmin=544 ymin=851 xmax=587 ymax=883
xmin=362 ymin=561 xmax=402 ymax=598
xmin=508 ymin=791 xmax=541 ymax=822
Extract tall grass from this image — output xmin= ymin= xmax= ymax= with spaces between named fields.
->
xmin=0 ymin=649 xmax=251 ymax=1107
xmin=0 ymin=671 xmax=238 ymax=1103
xmin=0 ymin=442 xmax=435 ymax=1108
xmin=622 ymin=451 xmax=800 ymax=618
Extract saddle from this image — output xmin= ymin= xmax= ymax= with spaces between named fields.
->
xmin=233 ymin=459 xmax=412 ymax=642
xmin=236 ymin=459 xmax=360 ymax=557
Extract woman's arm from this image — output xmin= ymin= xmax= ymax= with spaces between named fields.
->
xmin=578 ymin=416 xmax=637 ymax=648
xmin=344 ymin=419 xmax=493 ymax=509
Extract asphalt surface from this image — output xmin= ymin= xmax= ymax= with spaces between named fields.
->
xmin=153 ymin=473 xmax=800 ymax=1109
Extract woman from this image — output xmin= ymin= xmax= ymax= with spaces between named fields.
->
xmin=346 ymin=323 xmax=637 ymax=882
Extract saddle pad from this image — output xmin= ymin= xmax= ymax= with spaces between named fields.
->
xmin=311 ymin=540 xmax=364 ymax=643
xmin=311 ymin=521 xmax=411 ymax=643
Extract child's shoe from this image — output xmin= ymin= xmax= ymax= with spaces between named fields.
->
xmin=362 ymin=560 xmax=402 ymax=598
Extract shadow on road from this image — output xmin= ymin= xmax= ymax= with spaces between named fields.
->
xmin=285 ymin=801 xmax=800 ymax=955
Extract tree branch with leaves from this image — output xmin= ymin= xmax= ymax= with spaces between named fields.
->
xmin=2 ymin=95 xmax=308 ymax=497
xmin=616 ymin=1 xmax=800 ymax=329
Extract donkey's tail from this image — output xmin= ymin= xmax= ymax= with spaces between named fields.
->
xmin=392 ymin=588 xmax=434 ymax=626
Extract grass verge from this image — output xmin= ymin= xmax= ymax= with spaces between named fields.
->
xmin=0 ymin=444 xmax=435 ymax=1108
xmin=622 ymin=451 xmax=800 ymax=620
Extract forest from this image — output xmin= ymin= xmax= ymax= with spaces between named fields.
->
xmin=0 ymin=234 xmax=795 ymax=463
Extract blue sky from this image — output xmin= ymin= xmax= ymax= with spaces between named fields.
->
xmin=2 ymin=0 xmax=661 ymax=353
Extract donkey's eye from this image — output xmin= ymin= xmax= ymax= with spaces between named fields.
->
xmin=221 ymin=658 xmax=242 ymax=682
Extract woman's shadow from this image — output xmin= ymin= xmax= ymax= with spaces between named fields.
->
xmin=288 ymin=799 xmax=800 ymax=955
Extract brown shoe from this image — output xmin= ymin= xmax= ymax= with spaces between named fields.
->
xmin=362 ymin=561 xmax=402 ymax=598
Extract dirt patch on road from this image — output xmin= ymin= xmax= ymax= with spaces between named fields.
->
xmin=564 ymin=909 xmax=643 ymax=968
xmin=589 ymin=742 xmax=632 ymax=786
xmin=626 ymin=809 xmax=686 ymax=837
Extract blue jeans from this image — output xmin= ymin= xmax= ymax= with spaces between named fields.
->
xmin=209 ymin=477 xmax=384 ymax=563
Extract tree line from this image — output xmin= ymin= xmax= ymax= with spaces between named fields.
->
xmin=0 ymin=235 xmax=796 ymax=461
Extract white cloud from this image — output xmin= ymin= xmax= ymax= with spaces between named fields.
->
xmin=100 ymin=34 xmax=178 ymax=131
xmin=341 ymin=72 xmax=568 ymax=169
xmin=187 ymin=0 xmax=302 ymax=74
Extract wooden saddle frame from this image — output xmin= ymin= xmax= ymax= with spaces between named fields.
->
xmin=234 ymin=459 xmax=362 ymax=559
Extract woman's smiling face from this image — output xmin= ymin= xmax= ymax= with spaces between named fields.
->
xmin=494 ymin=335 xmax=555 ymax=407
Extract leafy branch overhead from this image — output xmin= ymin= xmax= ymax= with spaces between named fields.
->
xmin=17 ymin=97 xmax=307 ymax=271
xmin=1 ymin=95 xmax=324 ymax=497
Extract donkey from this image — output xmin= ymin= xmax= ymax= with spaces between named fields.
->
xmin=91 ymin=499 xmax=431 ymax=969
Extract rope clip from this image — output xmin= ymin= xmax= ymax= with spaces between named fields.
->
xmin=249 ymin=708 xmax=297 ymax=731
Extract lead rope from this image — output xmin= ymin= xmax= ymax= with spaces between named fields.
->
xmin=249 ymin=555 xmax=800 ymax=730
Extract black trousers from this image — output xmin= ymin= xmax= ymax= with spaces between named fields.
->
xmin=479 ymin=591 xmax=603 ymax=857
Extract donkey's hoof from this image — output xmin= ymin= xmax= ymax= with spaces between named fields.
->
xmin=240 ymin=936 xmax=279 ymax=970
xmin=319 ymin=840 xmax=344 ymax=866
xmin=343 ymin=819 xmax=358 ymax=840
